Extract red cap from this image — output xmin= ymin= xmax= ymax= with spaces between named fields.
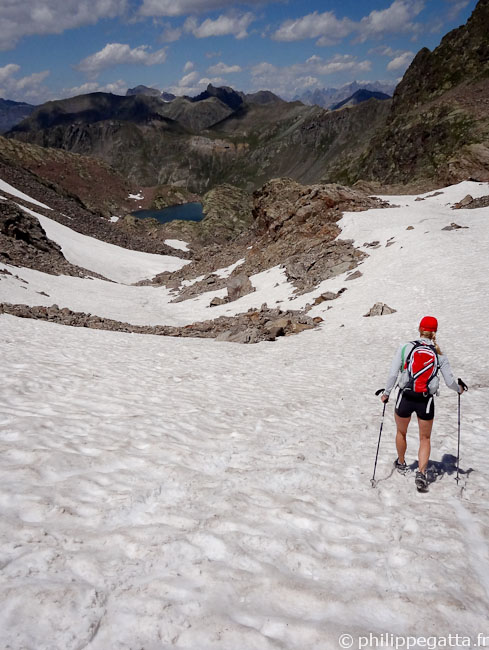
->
xmin=419 ymin=316 xmax=438 ymax=332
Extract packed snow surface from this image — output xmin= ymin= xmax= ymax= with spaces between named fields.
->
xmin=165 ymin=239 xmax=190 ymax=252
xmin=1 ymin=181 xmax=489 ymax=649
xmin=18 ymin=204 xmax=191 ymax=284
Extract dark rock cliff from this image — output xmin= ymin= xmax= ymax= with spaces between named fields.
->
xmin=336 ymin=0 xmax=489 ymax=185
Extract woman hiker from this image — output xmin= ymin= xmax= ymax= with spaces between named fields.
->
xmin=381 ymin=316 xmax=465 ymax=491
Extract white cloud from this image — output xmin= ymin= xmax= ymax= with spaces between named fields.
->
xmin=0 ymin=0 xmax=127 ymax=50
xmin=14 ymin=70 xmax=50 ymax=91
xmin=184 ymin=12 xmax=255 ymax=39
xmin=165 ymin=68 xmax=229 ymax=97
xmin=358 ymin=0 xmax=425 ymax=41
xmin=180 ymin=71 xmax=199 ymax=86
xmin=183 ymin=61 xmax=195 ymax=73
xmin=387 ymin=50 xmax=415 ymax=71
xmin=165 ymin=71 xmax=202 ymax=97
xmin=0 ymin=63 xmax=50 ymax=103
xmin=272 ymin=11 xmax=355 ymax=44
xmin=198 ymin=76 xmax=226 ymax=87
xmin=445 ymin=0 xmax=470 ymax=20
xmin=160 ymin=22 xmax=182 ymax=43
xmin=0 ymin=63 xmax=21 ymax=84
xmin=75 ymin=43 xmax=167 ymax=78
xmin=250 ymin=55 xmax=372 ymax=99
xmin=62 ymin=79 xmax=128 ymax=98
xmin=207 ymin=62 xmax=242 ymax=75
xmin=369 ymin=45 xmax=401 ymax=57
xmin=139 ymin=0 xmax=265 ymax=17
xmin=271 ymin=1 xmax=425 ymax=46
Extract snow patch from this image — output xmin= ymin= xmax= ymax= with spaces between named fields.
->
xmin=18 ymin=204 xmax=190 ymax=284
xmin=1 ymin=179 xmax=489 ymax=648
xmin=0 ymin=178 xmax=52 ymax=210
xmin=165 ymin=239 xmax=190 ymax=252
xmin=213 ymin=258 xmax=245 ymax=279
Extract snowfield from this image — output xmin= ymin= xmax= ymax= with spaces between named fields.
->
xmin=1 ymin=180 xmax=489 ymax=649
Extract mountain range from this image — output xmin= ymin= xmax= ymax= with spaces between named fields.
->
xmin=329 ymin=89 xmax=391 ymax=111
xmin=3 ymin=0 xmax=489 ymax=198
xmin=5 ymin=83 xmax=390 ymax=193
xmin=293 ymin=81 xmax=397 ymax=109
xmin=0 ymin=98 xmax=36 ymax=134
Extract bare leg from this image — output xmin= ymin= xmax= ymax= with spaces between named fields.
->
xmin=395 ymin=413 xmax=411 ymax=464
xmin=418 ymin=418 xmax=434 ymax=474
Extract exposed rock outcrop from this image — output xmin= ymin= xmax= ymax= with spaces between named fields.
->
xmin=164 ymin=184 xmax=254 ymax=245
xmin=0 ymin=302 xmax=321 ymax=344
xmin=0 ymin=134 xmax=132 ymax=217
xmin=0 ymin=150 xmax=191 ymax=260
xmin=334 ymin=0 xmax=489 ymax=186
xmin=227 ymin=273 xmax=254 ymax=301
xmin=249 ymin=179 xmax=387 ymax=292
xmin=363 ymin=302 xmax=397 ymax=317
xmin=0 ymin=201 xmax=105 ymax=277
xmin=148 ymin=179 xmax=388 ymax=303
xmin=150 ymin=185 xmax=200 ymax=210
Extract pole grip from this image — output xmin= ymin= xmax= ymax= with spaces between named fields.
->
xmin=458 ymin=378 xmax=468 ymax=392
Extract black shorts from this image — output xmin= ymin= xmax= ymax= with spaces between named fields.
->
xmin=395 ymin=389 xmax=435 ymax=421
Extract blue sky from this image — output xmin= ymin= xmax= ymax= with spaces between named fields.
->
xmin=0 ymin=0 xmax=478 ymax=104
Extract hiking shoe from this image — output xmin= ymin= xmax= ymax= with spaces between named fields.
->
xmin=394 ymin=458 xmax=408 ymax=474
xmin=415 ymin=471 xmax=428 ymax=491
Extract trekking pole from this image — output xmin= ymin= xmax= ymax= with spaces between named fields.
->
xmin=371 ymin=389 xmax=387 ymax=487
xmin=455 ymin=378 xmax=468 ymax=484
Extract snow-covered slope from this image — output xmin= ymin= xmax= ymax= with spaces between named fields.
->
xmin=1 ymin=180 xmax=489 ymax=649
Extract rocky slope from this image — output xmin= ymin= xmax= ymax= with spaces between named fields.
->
xmin=330 ymin=89 xmax=391 ymax=111
xmin=294 ymin=81 xmax=396 ymax=109
xmin=0 ymin=201 xmax=105 ymax=278
xmin=5 ymin=3 xmax=489 ymax=193
xmin=0 ymin=147 xmax=190 ymax=258
xmin=148 ymin=179 xmax=388 ymax=301
xmin=334 ymin=0 xmax=489 ymax=185
xmin=6 ymin=85 xmax=391 ymax=193
xmin=0 ymin=134 xmax=132 ymax=217
xmin=1 ymin=173 xmax=388 ymax=343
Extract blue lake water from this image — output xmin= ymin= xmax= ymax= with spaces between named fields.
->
xmin=132 ymin=202 xmax=205 ymax=224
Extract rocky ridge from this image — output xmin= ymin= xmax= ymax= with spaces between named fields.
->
xmin=0 ymin=134 xmax=133 ymax=217
xmin=0 ymin=302 xmax=321 ymax=344
xmin=6 ymin=86 xmax=391 ymax=193
xmin=0 ymin=151 xmax=192 ymax=259
xmin=0 ymin=174 xmax=386 ymax=342
xmin=334 ymin=0 xmax=489 ymax=185
xmin=0 ymin=201 xmax=107 ymax=278
xmin=146 ymin=179 xmax=388 ymax=303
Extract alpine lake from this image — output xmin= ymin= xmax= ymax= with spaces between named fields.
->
xmin=131 ymin=202 xmax=205 ymax=225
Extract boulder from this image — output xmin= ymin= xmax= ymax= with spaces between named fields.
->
xmin=452 ymin=194 xmax=473 ymax=209
xmin=313 ymin=291 xmax=340 ymax=305
xmin=363 ymin=302 xmax=397 ymax=317
xmin=209 ymin=296 xmax=228 ymax=307
xmin=442 ymin=222 xmax=468 ymax=230
xmin=227 ymin=272 xmax=254 ymax=301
